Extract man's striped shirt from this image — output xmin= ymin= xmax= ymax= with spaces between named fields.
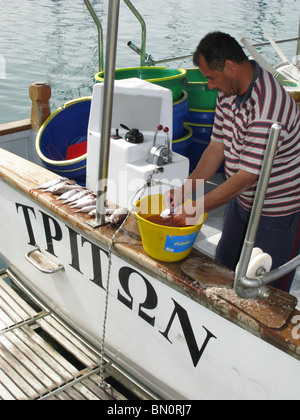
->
xmin=211 ymin=63 xmax=300 ymax=216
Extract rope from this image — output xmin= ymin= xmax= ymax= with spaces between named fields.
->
xmin=98 ymin=166 xmax=178 ymax=390
xmin=98 ymin=182 xmax=149 ymax=390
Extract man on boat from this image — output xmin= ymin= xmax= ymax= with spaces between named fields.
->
xmin=167 ymin=32 xmax=300 ymax=292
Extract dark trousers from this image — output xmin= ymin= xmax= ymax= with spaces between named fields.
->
xmin=216 ymin=198 xmax=300 ymax=293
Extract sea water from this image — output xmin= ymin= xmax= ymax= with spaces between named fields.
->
xmin=0 ymin=0 xmax=299 ymax=123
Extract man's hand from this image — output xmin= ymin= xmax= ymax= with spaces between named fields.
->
xmin=164 ymin=187 xmax=184 ymax=212
xmin=172 ymin=200 xmax=201 ymax=226
xmin=166 ymin=169 xmax=258 ymax=227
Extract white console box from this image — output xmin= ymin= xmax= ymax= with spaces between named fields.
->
xmin=86 ymin=78 xmax=189 ymax=208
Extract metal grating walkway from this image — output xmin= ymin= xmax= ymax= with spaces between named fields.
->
xmin=0 ymin=269 xmax=156 ymax=400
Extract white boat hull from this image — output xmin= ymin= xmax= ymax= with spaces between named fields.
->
xmin=1 ymin=172 xmax=300 ymax=400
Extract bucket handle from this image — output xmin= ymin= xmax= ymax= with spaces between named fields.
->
xmin=130 ymin=168 xmax=183 ymax=213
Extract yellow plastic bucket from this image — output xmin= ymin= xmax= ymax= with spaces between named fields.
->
xmin=135 ymin=194 xmax=207 ymax=262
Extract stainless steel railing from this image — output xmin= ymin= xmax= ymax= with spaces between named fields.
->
xmin=234 ymin=124 xmax=281 ymax=299
xmin=84 ymin=0 xmax=104 ymax=73
xmin=132 ymin=36 xmax=300 ymax=67
xmin=234 ymin=124 xmax=300 ymax=300
xmin=85 ymin=1 xmax=300 ymax=70
xmin=123 ymin=0 xmax=147 ymax=67
xmin=84 ymin=0 xmax=147 ymax=69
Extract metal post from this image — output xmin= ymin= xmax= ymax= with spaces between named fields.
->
xmin=234 ymin=123 xmax=282 ymax=299
xmin=84 ymin=0 xmax=104 ymax=73
xmin=123 ymin=0 xmax=146 ymax=66
xmin=95 ymin=0 xmax=120 ymax=226
xmin=297 ymin=18 xmax=300 ymax=60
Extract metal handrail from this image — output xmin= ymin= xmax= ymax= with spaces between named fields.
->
xmin=84 ymin=0 xmax=299 ymax=69
xmin=95 ymin=0 xmax=120 ymax=226
xmin=123 ymin=0 xmax=147 ymax=66
xmin=144 ymin=36 xmax=300 ymax=67
xmin=234 ymin=124 xmax=299 ymax=300
xmin=234 ymin=124 xmax=281 ymax=299
xmin=84 ymin=0 xmax=147 ymax=70
xmin=297 ymin=20 xmax=300 ymax=60
xmin=84 ymin=0 xmax=104 ymax=73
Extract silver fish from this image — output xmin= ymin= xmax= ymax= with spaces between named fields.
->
xmin=88 ymin=209 xmax=96 ymax=217
xmin=57 ymin=188 xmax=81 ymax=201
xmin=43 ymin=181 xmax=68 ymax=193
xmin=71 ymin=195 xmax=96 ymax=209
xmin=44 ymin=180 xmax=77 ymax=194
xmin=105 ymin=208 xmax=116 ymax=216
xmin=86 ymin=207 xmax=115 ymax=218
xmin=37 ymin=177 xmax=68 ymax=190
xmin=51 ymin=184 xmax=78 ymax=195
xmin=64 ymin=189 xmax=89 ymax=204
xmin=110 ymin=207 xmax=128 ymax=224
xmin=75 ymin=205 xmax=97 ymax=214
xmin=160 ymin=208 xmax=176 ymax=219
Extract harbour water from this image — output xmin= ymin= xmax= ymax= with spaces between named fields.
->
xmin=0 ymin=0 xmax=299 ymax=123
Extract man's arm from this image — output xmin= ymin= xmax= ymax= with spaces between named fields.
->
xmin=174 ymin=169 xmax=258 ymax=226
xmin=165 ymin=141 xmax=225 ymax=209
xmin=203 ymin=169 xmax=258 ymax=212
xmin=187 ymin=140 xmax=225 ymax=195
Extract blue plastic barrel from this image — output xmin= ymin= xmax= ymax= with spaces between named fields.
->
xmin=186 ymin=122 xmax=213 ymax=142
xmin=172 ymin=124 xmax=193 ymax=156
xmin=184 ymin=120 xmax=213 ymax=173
xmin=188 ymin=138 xmax=209 ymax=173
xmin=36 ymin=97 xmax=91 ymax=185
xmin=173 ymin=90 xmax=189 ymax=139
xmin=186 ymin=128 xmax=224 ymax=174
xmin=185 ymin=108 xmax=215 ymax=125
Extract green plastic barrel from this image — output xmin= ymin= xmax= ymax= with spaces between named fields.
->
xmin=95 ymin=67 xmax=187 ymax=102
xmin=183 ymin=68 xmax=218 ymax=110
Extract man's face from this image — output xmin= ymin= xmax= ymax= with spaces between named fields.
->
xmin=199 ymin=56 xmax=239 ymax=96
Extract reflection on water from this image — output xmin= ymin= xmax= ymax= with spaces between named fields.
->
xmin=0 ymin=0 xmax=299 ymax=123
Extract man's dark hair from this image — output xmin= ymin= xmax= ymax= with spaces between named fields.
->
xmin=193 ymin=32 xmax=248 ymax=70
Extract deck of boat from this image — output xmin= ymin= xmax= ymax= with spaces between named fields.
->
xmin=194 ymin=173 xmax=300 ymax=310
xmin=0 ymin=147 xmax=300 ymax=400
xmin=0 ymin=269 xmax=157 ymax=400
